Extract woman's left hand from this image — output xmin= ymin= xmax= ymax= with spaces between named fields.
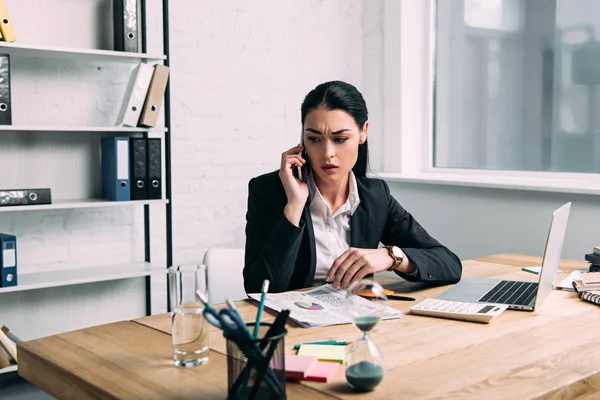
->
xmin=326 ymin=248 xmax=394 ymax=289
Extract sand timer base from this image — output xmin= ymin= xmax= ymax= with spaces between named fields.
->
xmin=345 ymin=336 xmax=384 ymax=392
xmin=346 ymin=360 xmax=385 ymax=392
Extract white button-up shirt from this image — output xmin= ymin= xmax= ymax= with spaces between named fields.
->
xmin=308 ymin=172 xmax=361 ymax=282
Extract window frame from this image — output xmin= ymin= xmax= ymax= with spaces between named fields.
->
xmin=372 ymin=0 xmax=600 ymax=196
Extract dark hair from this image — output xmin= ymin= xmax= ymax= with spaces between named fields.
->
xmin=300 ymin=80 xmax=369 ymax=177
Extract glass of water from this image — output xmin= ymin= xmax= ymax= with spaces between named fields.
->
xmin=168 ymin=263 xmax=210 ymax=367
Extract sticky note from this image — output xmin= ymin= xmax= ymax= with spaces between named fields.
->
xmin=285 ymin=354 xmax=318 ymax=380
xmin=297 ymin=344 xmax=346 ymax=364
xmin=305 ymin=361 xmax=340 ymax=383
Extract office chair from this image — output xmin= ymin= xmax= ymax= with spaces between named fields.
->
xmin=203 ymin=248 xmax=247 ymax=305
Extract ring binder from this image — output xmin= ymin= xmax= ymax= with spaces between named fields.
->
xmin=129 ymin=138 xmax=147 ymax=200
xmin=0 ymin=233 xmax=17 ymax=288
xmin=0 ymin=189 xmax=51 ymax=206
xmin=0 ymin=53 xmax=11 ymax=125
xmin=0 ymin=0 xmax=16 ymax=43
xmin=113 ymin=0 xmax=139 ymax=53
xmin=579 ymin=291 xmax=600 ymax=307
xmin=146 ymin=138 xmax=161 ymax=199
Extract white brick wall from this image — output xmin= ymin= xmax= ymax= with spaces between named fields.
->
xmin=169 ymin=0 xmax=365 ymax=263
xmin=0 ymin=0 xmax=372 ymax=339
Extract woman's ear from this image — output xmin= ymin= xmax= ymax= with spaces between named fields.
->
xmin=359 ymin=121 xmax=369 ymax=144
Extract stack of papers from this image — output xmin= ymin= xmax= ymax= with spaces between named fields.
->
xmin=248 ymin=284 xmax=402 ymax=328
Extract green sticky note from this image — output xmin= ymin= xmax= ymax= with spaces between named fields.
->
xmin=297 ymin=344 xmax=346 ymax=364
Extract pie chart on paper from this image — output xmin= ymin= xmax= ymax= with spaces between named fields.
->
xmin=294 ymin=301 xmax=324 ymax=311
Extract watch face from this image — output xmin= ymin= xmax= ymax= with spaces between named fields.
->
xmin=392 ymin=246 xmax=404 ymax=259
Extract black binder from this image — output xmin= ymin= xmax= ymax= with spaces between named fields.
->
xmin=113 ymin=0 xmax=139 ymax=53
xmin=0 ymin=189 xmax=51 ymax=207
xmin=147 ymin=138 xmax=161 ymax=199
xmin=0 ymin=54 xmax=11 ymax=125
xmin=129 ymin=138 xmax=147 ymax=200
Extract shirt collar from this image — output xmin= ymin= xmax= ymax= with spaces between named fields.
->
xmin=308 ymin=171 xmax=361 ymax=217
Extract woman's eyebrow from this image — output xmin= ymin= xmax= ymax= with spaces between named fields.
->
xmin=304 ymin=128 xmax=351 ymax=135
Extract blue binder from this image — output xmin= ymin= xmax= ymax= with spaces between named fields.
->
xmin=102 ymin=137 xmax=130 ymax=201
xmin=0 ymin=233 xmax=17 ymax=288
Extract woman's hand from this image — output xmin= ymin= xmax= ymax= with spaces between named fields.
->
xmin=279 ymin=145 xmax=309 ymax=226
xmin=326 ymin=248 xmax=394 ymax=289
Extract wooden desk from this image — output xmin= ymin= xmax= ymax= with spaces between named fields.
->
xmin=17 ymin=254 xmax=600 ymax=399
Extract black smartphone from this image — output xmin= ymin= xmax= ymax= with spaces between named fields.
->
xmin=292 ymin=134 xmax=309 ymax=181
xmin=292 ymin=152 xmax=305 ymax=181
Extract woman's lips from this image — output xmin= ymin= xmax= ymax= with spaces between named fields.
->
xmin=321 ymin=165 xmax=339 ymax=173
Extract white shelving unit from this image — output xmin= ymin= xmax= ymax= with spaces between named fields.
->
xmin=0 ymin=262 xmax=165 ymax=295
xmin=0 ymin=42 xmax=165 ymax=62
xmin=0 ymin=126 xmax=168 ymax=133
xmin=0 ymin=2 xmax=174 ymax=374
xmin=0 ymin=199 xmax=169 ymax=213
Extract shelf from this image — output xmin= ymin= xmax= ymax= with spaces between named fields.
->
xmin=0 ymin=262 xmax=165 ymax=294
xmin=0 ymin=199 xmax=169 ymax=213
xmin=0 ymin=42 xmax=165 ymax=62
xmin=0 ymin=126 xmax=167 ymax=133
xmin=0 ymin=365 xmax=18 ymax=375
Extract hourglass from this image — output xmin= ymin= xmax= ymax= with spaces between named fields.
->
xmin=344 ymin=280 xmax=386 ymax=392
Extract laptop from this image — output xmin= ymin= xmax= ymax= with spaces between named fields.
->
xmin=437 ymin=202 xmax=571 ymax=311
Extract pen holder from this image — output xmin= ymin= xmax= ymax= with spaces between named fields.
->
xmin=225 ymin=322 xmax=287 ymax=400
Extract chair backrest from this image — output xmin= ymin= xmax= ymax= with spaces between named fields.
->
xmin=203 ymin=248 xmax=246 ymax=305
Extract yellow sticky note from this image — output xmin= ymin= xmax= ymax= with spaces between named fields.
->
xmin=297 ymin=344 xmax=346 ymax=364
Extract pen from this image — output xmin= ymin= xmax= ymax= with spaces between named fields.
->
xmin=253 ymin=280 xmax=269 ymax=338
xmin=387 ymin=295 xmax=415 ymax=301
xmin=359 ymin=291 xmax=415 ymax=301
xmin=293 ymin=340 xmax=349 ymax=350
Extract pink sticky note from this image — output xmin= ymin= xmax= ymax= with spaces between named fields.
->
xmin=285 ymin=354 xmax=318 ymax=380
xmin=304 ymin=361 xmax=340 ymax=383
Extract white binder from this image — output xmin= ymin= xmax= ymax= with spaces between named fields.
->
xmin=115 ymin=63 xmax=154 ymax=127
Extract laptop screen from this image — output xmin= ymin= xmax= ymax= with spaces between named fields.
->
xmin=534 ymin=202 xmax=571 ymax=310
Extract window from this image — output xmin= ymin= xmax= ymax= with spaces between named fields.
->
xmin=434 ymin=0 xmax=600 ymax=173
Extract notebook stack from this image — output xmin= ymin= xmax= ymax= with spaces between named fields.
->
xmin=585 ymin=247 xmax=600 ymax=272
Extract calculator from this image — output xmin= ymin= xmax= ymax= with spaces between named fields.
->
xmin=410 ymin=298 xmax=508 ymax=324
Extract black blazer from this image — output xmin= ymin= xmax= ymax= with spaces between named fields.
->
xmin=243 ymin=171 xmax=462 ymax=293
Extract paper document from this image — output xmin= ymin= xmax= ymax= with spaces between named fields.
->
xmin=554 ymin=270 xmax=587 ymax=291
xmin=248 ymin=284 xmax=402 ymax=328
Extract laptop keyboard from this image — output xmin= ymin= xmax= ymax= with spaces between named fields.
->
xmin=479 ymin=280 xmax=538 ymax=306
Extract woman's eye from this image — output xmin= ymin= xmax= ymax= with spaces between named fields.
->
xmin=307 ymin=137 xmax=320 ymax=143
xmin=334 ymin=137 xmax=349 ymax=143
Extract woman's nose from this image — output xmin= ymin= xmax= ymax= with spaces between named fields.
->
xmin=324 ymin=140 xmax=335 ymax=159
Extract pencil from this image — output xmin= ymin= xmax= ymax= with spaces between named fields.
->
xmin=253 ymin=280 xmax=269 ymax=338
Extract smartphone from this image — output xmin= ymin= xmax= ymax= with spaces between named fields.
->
xmin=292 ymin=133 xmax=308 ymax=181
xmin=293 ymin=161 xmax=303 ymax=181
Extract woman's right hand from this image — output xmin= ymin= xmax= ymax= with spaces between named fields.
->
xmin=279 ymin=145 xmax=309 ymax=226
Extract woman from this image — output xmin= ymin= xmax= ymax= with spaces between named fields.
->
xmin=244 ymin=80 xmax=462 ymax=293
